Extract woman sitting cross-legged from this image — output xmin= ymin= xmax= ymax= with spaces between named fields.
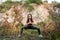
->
xmin=18 ymin=14 xmax=43 ymax=37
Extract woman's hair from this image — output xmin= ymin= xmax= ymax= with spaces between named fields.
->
xmin=26 ymin=14 xmax=33 ymax=23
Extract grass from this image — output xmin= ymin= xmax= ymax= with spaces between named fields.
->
xmin=0 ymin=30 xmax=44 ymax=40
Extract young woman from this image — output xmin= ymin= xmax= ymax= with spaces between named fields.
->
xmin=19 ymin=14 xmax=43 ymax=37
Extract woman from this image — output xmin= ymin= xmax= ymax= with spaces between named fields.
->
xmin=19 ymin=14 xmax=43 ymax=37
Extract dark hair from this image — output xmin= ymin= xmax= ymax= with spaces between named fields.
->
xmin=26 ymin=14 xmax=33 ymax=23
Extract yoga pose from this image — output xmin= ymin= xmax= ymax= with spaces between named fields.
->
xmin=19 ymin=14 xmax=43 ymax=37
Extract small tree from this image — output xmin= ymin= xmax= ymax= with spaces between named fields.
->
xmin=25 ymin=0 xmax=42 ymax=4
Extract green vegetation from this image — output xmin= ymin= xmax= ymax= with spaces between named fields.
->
xmin=0 ymin=1 xmax=21 ymax=13
xmin=48 ymin=10 xmax=60 ymax=40
xmin=25 ymin=0 xmax=42 ymax=4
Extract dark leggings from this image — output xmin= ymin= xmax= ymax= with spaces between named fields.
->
xmin=20 ymin=24 xmax=41 ymax=35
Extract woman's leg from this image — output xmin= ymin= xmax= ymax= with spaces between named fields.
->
xmin=18 ymin=26 xmax=28 ymax=37
xmin=20 ymin=25 xmax=28 ymax=34
xmin=31 ymin=25 xmax=43 ymax=37
xmin=20 ymin=27 xmax=24 ymax=34
xmin=30 ymin=25 xmax=41 ymax=35
xmin=32 ymin=27 xmax=41 ymax=35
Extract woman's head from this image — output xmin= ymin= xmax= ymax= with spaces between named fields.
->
xmin=27 ymin=14 xmax=32 ymax=19
xmin=27 ymin=14 xmax=33 ymax=23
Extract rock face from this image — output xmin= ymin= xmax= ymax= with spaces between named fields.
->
xmin=0 ymin=4 xmax=53 ymax=34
